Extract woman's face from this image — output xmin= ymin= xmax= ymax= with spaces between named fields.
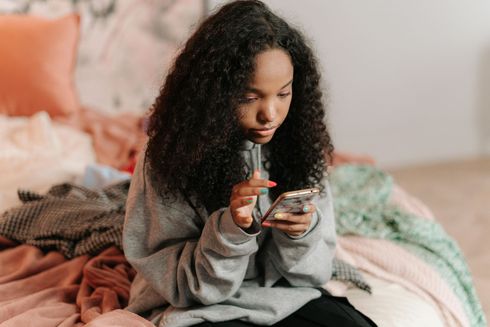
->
xmin=237 ymin=48 xmax=294 ymax=144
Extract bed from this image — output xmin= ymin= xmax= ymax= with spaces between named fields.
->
xmin=0 ymin=2 xmax=486 ymax=326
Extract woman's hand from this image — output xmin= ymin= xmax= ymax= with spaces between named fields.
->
xmin=230 ymin=170 xmax=276 ymax=229
xmin=261 ymin=204 xmax=315 ymax=237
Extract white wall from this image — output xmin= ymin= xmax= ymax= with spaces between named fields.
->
xmin=208 ymin=0 xmax=490 ymax=168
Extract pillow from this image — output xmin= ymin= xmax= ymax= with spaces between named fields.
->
xmin=0 ymin=14 xmax=80 ymax=117
xmin=0 ymin=2 xmax=205 ymax=115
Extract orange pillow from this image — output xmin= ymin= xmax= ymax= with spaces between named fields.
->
xmin=0 ymin=14 xmax=80 ymax=117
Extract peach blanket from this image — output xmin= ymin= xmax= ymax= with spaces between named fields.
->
xmin=0 ymin=237 xmax=152 ymax=327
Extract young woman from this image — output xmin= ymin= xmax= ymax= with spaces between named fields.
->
xmin=123 ymin=1 xmax=376 ymax=326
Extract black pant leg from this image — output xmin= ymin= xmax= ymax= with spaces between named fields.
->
xmin=192 ymin=294 xmax=377 ymax=327
xmin=192 ymin=320 xmax=259 ymax=327
xmin=276 ymin=294 xmax=377 ymax=327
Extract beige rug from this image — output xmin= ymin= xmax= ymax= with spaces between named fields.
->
xmin=389 ymin=157 xmax=490 ymax=321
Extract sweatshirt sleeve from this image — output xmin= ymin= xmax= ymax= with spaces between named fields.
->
xmin=262 ymin=179 xmax=336 ymax=287
xmin=122 ymin=155 xmax=259 ymax=308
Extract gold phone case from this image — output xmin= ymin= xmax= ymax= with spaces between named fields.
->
xmin=261 ymin=188 xmax=319 ymax=222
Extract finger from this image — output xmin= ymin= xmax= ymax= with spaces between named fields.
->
xmin=248 ymin=170 xmax=277 ymax=187
xmin=286 ymin=203 xmax=316 ymax=215
xmin=246 ymin=178 xmax=277 ymax=188
xmin=263 ymin=221 xmax=309 ymax=234
xmin=300 ymin=203 xmax=316 ymax=214
xmin=273 ymin=212 xmax=311 ymax=224
xmin=233 ymin=186 xmax=270 ymax=197
xmin=234 ymin=214 xmax=254 ymax=228
xmin=230 ymin=197 xmax=255 ymax=210
xmin=270 ymin=212 xmax=293 ymax=221
xmin=231 ymin=180 xmax=276 ymax=198
xmin=286 ymin=230 xmax=305 ymax=237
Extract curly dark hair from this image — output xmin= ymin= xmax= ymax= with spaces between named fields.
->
xmin=146 ymin=0 xmax=334 ymax=214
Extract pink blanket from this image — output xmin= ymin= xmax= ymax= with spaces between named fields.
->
xmin=0 ymin=237 xmax=153 ymax=327
xmin=54 ymin=107 xmax=147 ymax=170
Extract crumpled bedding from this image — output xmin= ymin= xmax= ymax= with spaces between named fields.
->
xmin=330 ymin=164 xmax=487 ymax=327
xmin=0 ymin=112 xmax=96 ymax=213
xmin=0 ymin=181 xmax=129 ymax=259
xmin=0 ymin=180 xmax=371 ymax=293
xmin=0 ymin=112 xmax=483 ymax=327
xmin=0 ymin=237 xmax=149 ymax=326
xmin=53 ymin=107 xmax=147 ymax=170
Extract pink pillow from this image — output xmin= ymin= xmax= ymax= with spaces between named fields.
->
xmin=0 ymin=14 xmax=80 ymax=117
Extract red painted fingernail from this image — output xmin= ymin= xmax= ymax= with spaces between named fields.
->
xmin=268 ymin=181 xmax=277 ymax=187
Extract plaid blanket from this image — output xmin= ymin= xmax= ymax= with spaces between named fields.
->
xmin=0 ymin=182 xmax=129 ymax=258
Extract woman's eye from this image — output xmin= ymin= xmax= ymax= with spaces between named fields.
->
xmin=278 ymin=92 xmax=291 ymax=98
xmin=240 ymin=97 xmax=258 ymax=104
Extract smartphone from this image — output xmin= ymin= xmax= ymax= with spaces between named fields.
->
xmin=261 ymin=188 xmax=320 ymax=222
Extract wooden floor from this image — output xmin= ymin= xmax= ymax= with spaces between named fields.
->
xmin=388 ymin=157 xmax=490 ymax=321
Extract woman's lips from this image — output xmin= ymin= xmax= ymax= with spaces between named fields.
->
xmin=250 ymin=126 xmax=277 ymax=137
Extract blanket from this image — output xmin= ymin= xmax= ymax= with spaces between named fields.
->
xmin=0 ymin=181 xmax=371 ymax=292
xmin=0 ymin=182 xmax=129 ymax=259
xmin=1 ymin=164 xmax=484 ymax=326
xmin=330 ymin=164 xmax=487 ymax=327
xmin=0 ymin=236 xmax=150 ymax=326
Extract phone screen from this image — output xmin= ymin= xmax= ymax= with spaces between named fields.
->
xmin=261 ymin=188 xmax=319 ymax=222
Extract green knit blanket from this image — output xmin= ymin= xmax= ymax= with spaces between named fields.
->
xmin=329 ymin=164 xmax=486 ymax=327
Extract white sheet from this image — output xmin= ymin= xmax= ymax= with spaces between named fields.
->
xmin=0 ymin=112 xmax=96 ymax=213
xmin=347 ymin=273 xmax=446 ymax=327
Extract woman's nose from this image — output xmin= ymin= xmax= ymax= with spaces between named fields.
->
xmin=258 ymin=100 xmax=276 ymax=123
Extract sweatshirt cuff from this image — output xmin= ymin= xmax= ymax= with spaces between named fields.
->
xmin=219 ymin=207 xmax=260 ymax=244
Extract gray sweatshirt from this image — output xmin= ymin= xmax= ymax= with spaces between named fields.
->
xmin=122 ymin=141 xmax=336 ymax=327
